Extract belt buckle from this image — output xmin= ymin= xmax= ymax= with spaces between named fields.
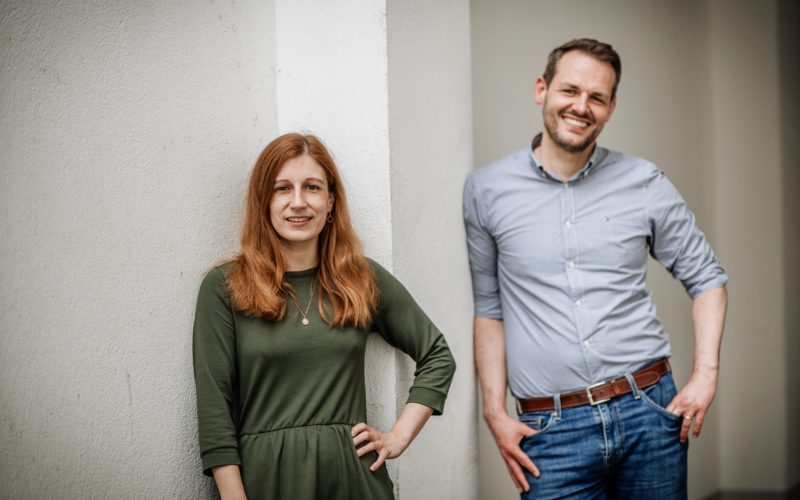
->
xmin=586 ymin=381 xmax=611 ymax=406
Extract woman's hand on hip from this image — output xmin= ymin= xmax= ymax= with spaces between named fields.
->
xmin=351 ymin=422 xmax=405 ymax=472
xmin=351 ymin=402 xmax=433 ymax=472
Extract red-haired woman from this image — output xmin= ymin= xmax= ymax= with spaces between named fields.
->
xmin=192 ymin=132 xmax=456 ymax=499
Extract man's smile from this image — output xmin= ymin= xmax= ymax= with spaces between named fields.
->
xmin=562 ymin=114 xmax=592 ymax=129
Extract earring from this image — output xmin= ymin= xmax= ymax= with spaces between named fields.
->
xmin=327 ymin=212 xmax=334 ymax=223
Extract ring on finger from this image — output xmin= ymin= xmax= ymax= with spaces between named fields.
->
xmin=683 ymin=415 xmax=694 ymax=421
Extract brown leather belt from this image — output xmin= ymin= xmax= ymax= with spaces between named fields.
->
xmin=517 ymin=358 xmax=671 ymax=413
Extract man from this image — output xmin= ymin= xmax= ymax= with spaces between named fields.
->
xmin=463 ymin=38 xmax=727 ymax=499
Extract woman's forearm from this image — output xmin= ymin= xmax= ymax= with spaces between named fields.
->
xmin=388 ymin=402 xmax=434 ymax=453
xmin=212 ymin=464 xmax=247 ymax=500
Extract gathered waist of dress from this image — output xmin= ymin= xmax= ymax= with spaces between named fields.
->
xmin=238 ymin=421 xmax=357 ymax=438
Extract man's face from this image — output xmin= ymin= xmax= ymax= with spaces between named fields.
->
xmin=536 ymin=50 xmax=617 ymax=154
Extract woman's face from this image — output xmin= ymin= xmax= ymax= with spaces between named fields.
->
xmin=269 ymin=154 xmax=334 ymax=251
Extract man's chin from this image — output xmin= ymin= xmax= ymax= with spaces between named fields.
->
xmin=555 ymin=137 xmax=594 ymax=154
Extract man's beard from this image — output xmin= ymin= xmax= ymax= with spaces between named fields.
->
xmin=543 ymin=109 xmax=602 ymax=154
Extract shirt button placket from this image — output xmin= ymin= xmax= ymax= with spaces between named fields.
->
xmin=564 ymin=181 xmax=590 ymax=364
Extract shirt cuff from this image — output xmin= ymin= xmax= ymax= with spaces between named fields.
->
xmin=407 ymin=387 xmax=448 ymax=416
xmin=687 ymin=274 xmax=728 ymax=299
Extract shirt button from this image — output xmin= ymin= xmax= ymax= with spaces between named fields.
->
xmin=568 ymin=260 xmax=575 ymax=268
xmin=575 ymin=299 xmax=583 ymax=307
xmin=565 ymin=220 xmax=572 ymax=229
xmin=583 ymin=340 xmax=591 ymax=348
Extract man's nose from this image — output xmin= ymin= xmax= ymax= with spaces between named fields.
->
xmin=572 ymin=94 xmax=589 ymax=114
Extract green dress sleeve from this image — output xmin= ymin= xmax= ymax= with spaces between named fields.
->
xmin=192 ymin=266 xmax=242 ymax=476
xmin=369 ymin=261 xmax=456 ymax=415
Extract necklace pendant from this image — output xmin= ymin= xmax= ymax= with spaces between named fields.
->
xmin=302 ymin=318 xmax=310 ymax=326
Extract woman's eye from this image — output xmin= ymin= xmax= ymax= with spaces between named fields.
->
xmin=275 ymin=185 xmax=290 ymax=192
xmin=307 ymin=184 xmax=321 ymax=191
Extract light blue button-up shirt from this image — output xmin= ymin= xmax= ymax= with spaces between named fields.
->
xmin=463 ymin=134 xmax=728 ymax=398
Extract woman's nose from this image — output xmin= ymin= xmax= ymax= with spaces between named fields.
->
xmin=290 ymin=189 xmax=305 ymax=207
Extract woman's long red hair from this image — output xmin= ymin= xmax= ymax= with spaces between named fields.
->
xmin=227 ymin=133 xmax=378 ymax=329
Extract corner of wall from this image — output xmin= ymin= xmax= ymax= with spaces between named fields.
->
xmin=778 ymin=0 xmax=800 ymax=489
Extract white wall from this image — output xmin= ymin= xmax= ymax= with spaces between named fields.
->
xmin=0 ymin=0 xmax=277 ymax=497
xmin=471 ymin=0 xmax=796 ymax=497
xmin=1 ymin=0 xmax=478 ymax=498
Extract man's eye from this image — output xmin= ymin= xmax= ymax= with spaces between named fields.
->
xmin=562 ymin=89 xmax=576 ymax=95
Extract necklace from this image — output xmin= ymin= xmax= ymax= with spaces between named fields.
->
xmin=286 ymin=280 xmax=316 ymax=326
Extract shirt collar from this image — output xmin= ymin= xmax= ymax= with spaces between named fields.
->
xmin=528 ymin=132 xmax=608 ymax=182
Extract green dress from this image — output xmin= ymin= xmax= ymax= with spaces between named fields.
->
xmin=192 ymin=260 xmax=456 ymax=499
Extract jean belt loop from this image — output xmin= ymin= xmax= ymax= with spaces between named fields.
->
xmin=553 ymin=393 xmax=562 ymax=420
xmin=625 ymin=372 xmax=641 ymax=400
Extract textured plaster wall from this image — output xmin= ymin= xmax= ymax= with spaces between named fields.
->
xmin=387 ymin=0 xmax=478 ymax=498
xmin=0 ymin=0 xmax=277 ymax=497
xmin=3 ymin=0 xmax=479 ymax=498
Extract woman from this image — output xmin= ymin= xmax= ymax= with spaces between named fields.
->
xmin=193 ymin=132 xmax=456 ymax=499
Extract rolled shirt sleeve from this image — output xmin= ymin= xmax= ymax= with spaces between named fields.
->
xmin=646 ymin=170 xmax=728 ymax=298
xmin=463 ymin=174 xmax=503 ymax=318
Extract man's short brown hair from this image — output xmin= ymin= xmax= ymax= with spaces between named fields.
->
xmin=543 ymin=38 xmax=622 ymax=99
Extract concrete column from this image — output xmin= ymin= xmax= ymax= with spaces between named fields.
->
xmin=274 ymin=0 xmax=476 ymax=497
xmin=387 ymin=0 xmax=477 ymax=497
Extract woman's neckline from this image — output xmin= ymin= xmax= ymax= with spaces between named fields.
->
xmin=285 ymin=267 xmax=317 ymax=279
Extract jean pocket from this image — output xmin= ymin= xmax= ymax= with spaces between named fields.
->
xmin=639 ymin=376 xmax=683 ymax=425
xmin=519 ymin=411 xmax=558 ymax=436
xmin=641 ymin=391 xmax=682 ymax=421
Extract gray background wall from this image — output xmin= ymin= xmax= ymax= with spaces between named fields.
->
xmin=471 ymin=0 xmax=799 ymax=498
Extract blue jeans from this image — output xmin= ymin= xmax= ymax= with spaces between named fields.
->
xmin=519 ymin=372 xmax=688 ymax=499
